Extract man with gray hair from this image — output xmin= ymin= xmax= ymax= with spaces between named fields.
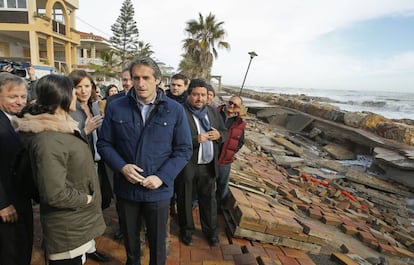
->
xmin=0 ymin=72 xmax=35 ymax=265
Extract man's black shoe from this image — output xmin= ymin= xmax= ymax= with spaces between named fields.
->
xmin=180 ymin=235 xmax=193 ymax=246
xmin=87 ymin=251 xmax=110 ymax=262
xmin=113 ymin=229 xmax=123 ymax=240
xmin=208 ymin=236 xmax=220 ymax=247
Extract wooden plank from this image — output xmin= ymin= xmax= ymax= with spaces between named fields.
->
xmin=229 ymin=182 xmax=267 ymax=197
xmin=230 ymin=170 xmax=269 ymax=194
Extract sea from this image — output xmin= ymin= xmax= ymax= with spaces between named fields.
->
xmin=246 ymin=86 xmax=414 ymax=120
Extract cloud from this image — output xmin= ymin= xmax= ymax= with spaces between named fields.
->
xmin=76 ymin=0 xmax=414 ymax=92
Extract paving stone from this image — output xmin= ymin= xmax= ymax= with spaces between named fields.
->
xmin=277 ymin=255 xmax=301 ymax=265
xmin=377 ymin=243 xmax=397 ymax=256
xmin=242 ymin=245 xmax=268 ymax=258
xmin=341 ymin=224 xmax=359 ymax=235
xmin=232 ymin=253 xmax=258 ymax=265
xmin=340 ymin=243 xmax=357 ymax=254
xmin=230 ymin=237 xmax=251 ymax=246
xmin=257 ymin=256 xmax=277 ymax=265
xmin=191 ymin=248 xmax=223 ymax=262
xmin=228 ymin=187 xmax=251 ymax=208
xmin=256 ymin=209 xmax=277 ymax=228
xmin=202 ymin=261 xmax=236 ymax=265
xmin=263 ymin=245 xmax=284 ymax=259
xmin=232 ymin=204 xmax=261 ymax=227
xmin=270 ymin=216 xmax=303 ymax=235
xmin=307 ymin=208 xmax=323 ymax=220
xmin=321 ymin=215 xmax=342 ymax=226
xmin=357 ymin=231 xmax=377 ymax=244
xmin=299 ymin=219 xmax=331 ymax=243
xmin=221 ymin=244 xmax=243 ymax=260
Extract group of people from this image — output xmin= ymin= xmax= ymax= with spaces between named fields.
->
xmin=0 ymin=56 xmax=246 ymax=265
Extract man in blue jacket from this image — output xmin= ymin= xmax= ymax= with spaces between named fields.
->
xmin=97 ymin=56 xmax=192 ymax=265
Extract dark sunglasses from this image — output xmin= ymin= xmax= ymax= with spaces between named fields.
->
xmin=227 ymin=100 xmax=240 ymax=108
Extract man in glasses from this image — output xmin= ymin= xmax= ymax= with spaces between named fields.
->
xmin=216 ymin=96 xmax=246 ymax=212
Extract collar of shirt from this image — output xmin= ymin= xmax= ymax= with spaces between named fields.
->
xmin=1 ymin=109 xmax=13 ymax=121
xmin=136 ymin=95 xmax=156 ymax=125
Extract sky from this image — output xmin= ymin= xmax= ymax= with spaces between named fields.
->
xmin=76 ymin=0 xmax=414 ymax=93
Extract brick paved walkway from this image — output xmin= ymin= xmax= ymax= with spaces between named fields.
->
xmin=30 ymin=201 xmax=317 ymax=265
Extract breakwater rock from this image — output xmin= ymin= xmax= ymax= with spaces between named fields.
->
xmin=228 ymin=88 xmax=414 ymax=146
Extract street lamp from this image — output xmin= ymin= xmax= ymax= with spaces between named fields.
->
xmin=239 ymin=51 xmax=258 ymax=96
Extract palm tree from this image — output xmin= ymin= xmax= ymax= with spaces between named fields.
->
xmin=178 ymin=52 xmax=199 ymax=79
xmin=135 ymin=41 xmax=154 ymax=57
xmin=180 ymin=13 xmax=230 ymax=80
xmin=90 ymin=50 xmax=119 ymax=78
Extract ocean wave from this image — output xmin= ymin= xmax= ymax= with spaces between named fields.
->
xmin=248 ymin=86 xmax=414 ymax=120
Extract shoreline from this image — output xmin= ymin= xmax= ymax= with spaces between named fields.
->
xmin=222 ymin=85 xmax=414 ymax=122
xmin=221 ymin=86 xmax=414 ymax=147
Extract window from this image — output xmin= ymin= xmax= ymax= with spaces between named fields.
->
xmin=0 ymin=0 xmax=27 ymax=8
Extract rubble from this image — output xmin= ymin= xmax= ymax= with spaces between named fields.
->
xmin=220 ymin=90 xmax=414 ymax=265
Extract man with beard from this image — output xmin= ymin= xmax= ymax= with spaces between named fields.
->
xmin=176 ymin=79 xmax=227 ymax=247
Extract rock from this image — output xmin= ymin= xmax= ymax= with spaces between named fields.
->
xmin=362 ymin=114 xmax=389 ymax=132
xmin=323 ymin=144 xmax=356 ymax=160
xmin=344 ymin=112 xmax=368 ymax=128
xmin=272 ymin=154 xmax=305 ymax=168
xmin=376 ymin=121 xmax=414 ymax=146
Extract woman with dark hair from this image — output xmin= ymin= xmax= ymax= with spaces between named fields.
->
xmin=68 ymin=70 xmax=103 ymax=144
xmin=68 ymin=70 xmax=111 ymax=262
xmin=12 ymin=74 xmax=106 ymax=265
xmin=98 ymin=84 xmax=119 ymax=115
xmin=105 ymin=84 xmax=119 ymax=98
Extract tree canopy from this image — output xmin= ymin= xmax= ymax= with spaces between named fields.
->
xmin=110 ymin=0 xmax=153 ymax=68
xmin=179 ymin=13 xmax=230 ymax=80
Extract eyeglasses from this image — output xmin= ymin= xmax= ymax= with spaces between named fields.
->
xmin=227 ymin=100 xmax=240 ymax=108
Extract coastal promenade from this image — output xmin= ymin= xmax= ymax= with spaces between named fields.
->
xmin=30 ymin=91 xmax=414 ymax=265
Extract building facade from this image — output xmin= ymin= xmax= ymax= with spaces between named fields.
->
xmin=0 ymin=0 xmax=80 ymax=75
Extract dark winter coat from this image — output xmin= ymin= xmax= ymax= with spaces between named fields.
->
xmin=13 ymin=113 xmax=106 ymax=254
xmin=97 ymin=88 xmax=192 ymax=202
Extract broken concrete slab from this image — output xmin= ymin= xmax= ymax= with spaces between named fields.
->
xmin=272 ymin=155 xmax=305 ymax=168
xmin=323 ymin=144 xmax=356 ymax=160
xmin=286 ymin=113 xmax=314 ymax=132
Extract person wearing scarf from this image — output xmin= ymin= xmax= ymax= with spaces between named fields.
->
xmin=175 ymin=79 xmax=227 ymax=247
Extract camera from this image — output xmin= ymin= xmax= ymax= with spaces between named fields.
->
xmin=0 ymin=60 xmax=29 ymax=78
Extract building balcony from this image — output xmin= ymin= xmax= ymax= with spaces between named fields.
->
xmin=77 ymin=57 xmax=104 ymax=66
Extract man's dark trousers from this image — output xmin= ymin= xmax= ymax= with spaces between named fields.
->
xmin=117 ymin=198 xmax=169 ymax=265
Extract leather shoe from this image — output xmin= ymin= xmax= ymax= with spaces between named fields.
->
xmin=208 ymin=236 xmax=220 ymax=246
xmin=113 ymin=229 xmax=123 ymax=240
xmin=180 ymin=235 xmax=193 ymax=246
xmin=87 ymin=251 xmax=110 ymax=262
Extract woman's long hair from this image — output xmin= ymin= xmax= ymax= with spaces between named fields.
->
xmin=18 ymin=74 xmax=73 ymax=116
